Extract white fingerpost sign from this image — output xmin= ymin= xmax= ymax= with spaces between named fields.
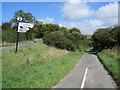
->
xmin=18 ymin=22 xmax=34 ymax=32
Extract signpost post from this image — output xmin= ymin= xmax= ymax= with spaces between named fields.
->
xmin=15 ymin=17 xmax=22 ymax=53
xmin=15 ymin=17 xmax=34 ymax=53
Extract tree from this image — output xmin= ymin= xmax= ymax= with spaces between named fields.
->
xmin=10 ymin=10 xmax=36 ymax=32
xmin=10 ymin=10 xmax=37 ymax=40
xmin=60 ymin=27 xmax=68 ymax=33
xmin=43 ymin=31 xmax=77 ymax=51
xmin=40 ymin=23 xmax=60 ymax=36
xmin=92 ymin=26 xmax=120 ymax=51
xmin=112 ymin=26 xmax=120 ymax=45
xmin=10 ymin=10 xmax=35 ymax=25
xmin=69 ymin=27 xmax=81 ymax=34
xmin=1 ymin=22 xmax=11 ymax=30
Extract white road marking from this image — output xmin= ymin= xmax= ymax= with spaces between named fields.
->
xmin=80 ymin=68 xmax=88 ymax=89
xmin=53 ymin=55 xmax=86 ymax=88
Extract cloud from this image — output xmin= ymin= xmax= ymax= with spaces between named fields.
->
xmin=79 ymin=19 xmax=105 ymax=34
xmin=38 ymin=2 xmax=119 ymax=35
xmin=61 ymin=0 xmax=94 ymax=20
xmin=59 ymin=19 xmax=104 ymax=35
xmin=60 ymin=2 xmax=119 ymax=34
xmin=39 ymin=17 xmax=55 ymax=24
xmin=96 ymin=2 xmax=118 ymax=26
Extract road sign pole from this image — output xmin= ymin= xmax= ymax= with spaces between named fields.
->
xmin=15 ymin=20 xmax=19 ymax=53
xmin=15 ymin=17 xmax=23 ymax=53
xmin=15 ymin=31 xmax=19 ymax=53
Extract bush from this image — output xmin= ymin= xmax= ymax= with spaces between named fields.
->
xmin=92 ymin=26 xmax=120 ymax=51
xmin=43 ymin=27 xmax=90 ymax=51
xmin=2 ymin=22 xmax=11 ymax=30
xmin=31 ymin=24 xmax=43 ymax=38
xmin=41 ymin=24 xmax=60 ymax=36
xmin=31 ymin=23 xmax=60 ymax=38
xmin=43 ymin=31 xmax=77 ymax=51
xmin=2 ymin=29 xmax=34 ymax=43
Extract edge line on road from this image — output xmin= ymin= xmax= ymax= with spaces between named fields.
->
xmin=53 ymin=54 xmax=86 ymax=88
xmin=80 ymin=68 xmax=88 ymax=89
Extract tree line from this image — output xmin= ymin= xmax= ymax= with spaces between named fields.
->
xmin=2 ymin=10 xmax=90 ymax=51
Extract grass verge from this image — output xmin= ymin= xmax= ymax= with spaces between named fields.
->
xmin=2 ymin=43 xmax=85 ymax=88
xmin=97 ymin=49 xmax=120 ymax=88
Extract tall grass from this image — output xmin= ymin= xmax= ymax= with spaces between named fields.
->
xmin=2 ymin=43 xmax=85 ymax=88
xmin=98 ymin=47 xmax=120 ymax=87
xmin=102 ymin=47 xmax=120 ymax=60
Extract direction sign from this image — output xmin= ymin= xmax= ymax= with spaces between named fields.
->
xmin=18 ymin=22 xmax=34 ymax=32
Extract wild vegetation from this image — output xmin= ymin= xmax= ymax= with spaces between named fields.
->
xmin=2 ymin=10 xmax=91 ymax=88
xmin=2 ymin=9 xmax=119 ymax=88
xmin=92 ymin=26 xmax=120 ymax=87
xmin=2 ymin=43 xmax=85 ymax=88
xmin=2 ymin=10 xmax=90 ymax=51
xmin=2 ymin=10 xmax=37 ymax=44
xmin=43 ymin=28 xmax=90 ymax=51
xmin=92 ymin=26 xmax=120 ymax=51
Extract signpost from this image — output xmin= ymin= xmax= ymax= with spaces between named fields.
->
xmin=15 ymin=17 xmax=34 ymax=53
xmin=18 ymin=22 xmax=34 ymax=32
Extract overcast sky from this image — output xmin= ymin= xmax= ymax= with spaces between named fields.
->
xmin=2 ymin=0 xmax=119 ymax=34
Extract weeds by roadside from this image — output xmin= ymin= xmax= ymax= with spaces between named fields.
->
xmin=2 ymin=43 xmax=85 ymax=88
xmin=97 ymin=47 xmax=120 ymax=88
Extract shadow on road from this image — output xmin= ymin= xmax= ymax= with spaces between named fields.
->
xmin=84 ymin=49 xmax=96 ymax=54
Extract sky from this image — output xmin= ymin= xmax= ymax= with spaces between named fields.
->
xmin=2 ymin=0 xmax=119 ymax=35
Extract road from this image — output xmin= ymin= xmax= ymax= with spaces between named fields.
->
xmin=0 ymin=39 xmax=43 ymax=50
xmin=53 ymin=50 xmax=116 ymax=88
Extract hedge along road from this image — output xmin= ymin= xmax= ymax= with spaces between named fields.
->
xmin=53 ymin=50 xmax=116 ymax=88
xmin=0 ymin=39 xmax=43 ymax=50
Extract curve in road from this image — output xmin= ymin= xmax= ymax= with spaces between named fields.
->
xmin=0 ymin=39 xmax=43 ymax=50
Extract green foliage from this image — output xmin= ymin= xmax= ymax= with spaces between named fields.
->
xmin=66 ymin=28 xmax=88 ymax=50
xmin=43 ymin=26 xmax=90 ymax=51
xmin=32 ymin=24 xmax=43 ymax=38
xmin=2 ymin=29 xmax=27 ymax=43
xmin=10 ymin=10 xmax=35 ymax=26
xmin=10 ymin=10 xmax=37 ymax=31
xmin=69 ymin=27 xmax=81 ymax=34
xmin=98 ymin=50 xmax=120 ymax=87
xmin=2 ymin=29 xmax=35 ymax=43
xmin=31 ymin=23 xmax=60 ymax=39
xmin=112 ymin=26 xmax=120 ymax=45
xmin=60 ymin=27 xmax=68 ymax=33
xmin=2 ymin=10 xmax=90 ymax=50
xmin=1 ymin=22 xmax=11 ymax=30
xmin=2 ymin=10 xmax=36 ymax=43
xmin=2 ymin=43 xmax=84 ymax=88
xmin=92 ymin=26 xmax=120 ymax=50
xmin=93 ymin=26 xmax=120 ymax=87
xmin=41 ymin=24 xmax=60 ymax=36
xmin=103 ymin=46 xmax=120 ymax=60
xmin=43 ymin=31 xmax=77 ymax=51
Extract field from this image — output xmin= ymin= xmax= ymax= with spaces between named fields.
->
xmin=2 ymin=43 xmax=85 ymax=88
xmin=97 ymin=47 xmax=120 ymax=87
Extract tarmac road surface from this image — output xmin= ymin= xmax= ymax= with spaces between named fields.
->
xmin=53 ymin=49 xmax=116 ymax=88
xmin=0 ymin=39 xmax=43 ymax=50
